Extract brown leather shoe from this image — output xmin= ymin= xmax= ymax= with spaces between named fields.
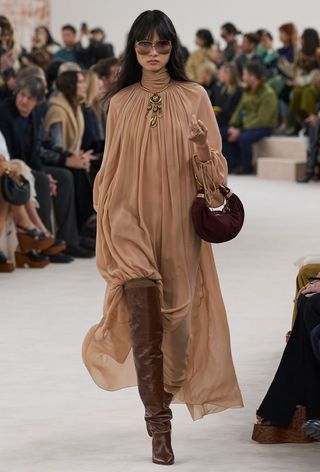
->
xmin=124 ymin=280 xmax=175 ymax=466
xmin=252 ymin=406 xmax=314 ymax=444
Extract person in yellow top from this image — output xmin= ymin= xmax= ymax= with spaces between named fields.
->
xmin=186 ymin=28 xmax=221 ymax=82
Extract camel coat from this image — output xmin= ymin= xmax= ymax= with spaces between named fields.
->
xmin=82 ymin=69 xmax=243 ymax=420
xmin=44 ymin=93 xmax=84 ymax=153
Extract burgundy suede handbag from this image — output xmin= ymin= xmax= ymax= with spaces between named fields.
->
xmin=191 ymin=185 xmax=245 ymax=244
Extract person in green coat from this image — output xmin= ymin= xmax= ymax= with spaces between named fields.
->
xmin=221 ymin=61 xmax=278 ymax=174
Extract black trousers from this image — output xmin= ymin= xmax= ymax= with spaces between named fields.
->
xmin=44 ymin=167 xmax=79 ymax=245
xmin=32 ymin=170 xmax=51 ymax=229
xmin=306 ymin=121 xmax=320 ymax=170
xmin=257 ymin=294 xmax=320 ymax=427
xmin=69 ymin=169 xmax=94 ymax=232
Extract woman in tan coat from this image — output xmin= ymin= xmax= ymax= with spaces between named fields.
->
xmin=82 ymin=10 xmax=243 ymax=466
xmin=45 ymin=71 xmax=96 ymax=231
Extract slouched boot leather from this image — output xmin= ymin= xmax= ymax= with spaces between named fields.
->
xmin=124 ymin=279 xmax=174 ymax=466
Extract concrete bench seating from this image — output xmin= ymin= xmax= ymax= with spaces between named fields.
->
xmin=252 ymin=137 xmax=307 ymax=181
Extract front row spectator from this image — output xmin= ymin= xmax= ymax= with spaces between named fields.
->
xmin=253 ymin=282 xmax=320 ymax=443
xmin=0 ymin=73 xmax=94 ymax=259
xmin=298 ymin=108 xmax=320 ymax=182
xmin=44 ymin=70 xmax=97 ymax=232
xmin=0 ymin=146 xmax=65 ymax=269
xmin=222 ymin=61 xmax=278 ymax=174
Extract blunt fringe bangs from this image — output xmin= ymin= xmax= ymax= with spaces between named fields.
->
xmin=106 ymin=10 xmax=189 ymax=102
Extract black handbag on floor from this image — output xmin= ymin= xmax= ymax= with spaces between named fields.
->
xmin=1 ymin=168 xmax=30 ymax=205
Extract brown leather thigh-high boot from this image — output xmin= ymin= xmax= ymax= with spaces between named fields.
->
xmin=124 ymin=278 xmax=174 ymax=466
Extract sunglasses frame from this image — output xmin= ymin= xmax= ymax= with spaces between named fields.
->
xmin=135 ymin=39 xmax=172 ymax=55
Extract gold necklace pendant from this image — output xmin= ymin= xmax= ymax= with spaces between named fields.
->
xmin=146 ymin=93 xmax=163 ymax=127
xmin=140 ymin=82 xmax=170 ymax=128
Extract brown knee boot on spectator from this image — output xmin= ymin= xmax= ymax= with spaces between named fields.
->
xmin=124 ymin=279 xmax=175 ymax=466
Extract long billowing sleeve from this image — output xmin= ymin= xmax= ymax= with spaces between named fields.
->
xmin=192 ymin=87 xmax=228 ymax=208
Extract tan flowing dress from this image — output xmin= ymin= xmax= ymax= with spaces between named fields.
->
xmin=82 ymin=69 xmax=243 ymax=420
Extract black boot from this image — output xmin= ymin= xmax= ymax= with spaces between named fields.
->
xmin=124 ymin=279 xmax=175 ymax=466
xmin=297 ymin=168 xmax=315 ymax=183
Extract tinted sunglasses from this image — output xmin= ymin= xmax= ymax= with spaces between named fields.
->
xmin=135 ymin=39 xmax=172 ymax=55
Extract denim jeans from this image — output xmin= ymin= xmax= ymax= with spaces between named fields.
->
xmin=221 ymin=127 xmax=273 ymax=170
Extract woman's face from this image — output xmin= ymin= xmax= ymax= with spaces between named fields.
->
xmin=195 ymin=35 xmax=205 ymax=48
xmin=219 ymin=66 xmax=230 ymax=84
xmin=135 ymin=32 xmax=171 ymax=73
xmin=37 ymin=28 xmax=48 ymax=45
xmin=76 ymin=74 xmax=87 ymax=100
xmin=279 ymin=30 xmax=289 ymax=45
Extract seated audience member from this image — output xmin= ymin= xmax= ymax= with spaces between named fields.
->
xmin=0 ymin=16 xmax=22 ymax=75
xmin=31 ymin=26 xmax=60 ymax=56
xmin=76 ymin=26 xmax=114 ymax=68
xmin=0 ymin=67 xmax=16 ymax=102
xmin=272 ymin=23 xmax=298 ymax=135
xmin=0 ymin=72 xmax=92 ymax=259
xmin=81 ymin=69 xmax=104 ymax=154
xmin=0 ymin=74 xmax=55 ymax=225
xmin=291 ymin=264 xmax=320 ymax=327
xmin=222 ymin=61 xmax=278 ymax=174
xmin=186 ymin=29 xmax=220 ymax=82
xmin=0 ymin=17 xmax=21 ymax=101
xmin=220 ymin=22 xmax=241 ymax=63
xmin=234 ymin=32 xmax=261 ymax=78
xmin=256 ymin=30 xmax=279 ymax=78
xmin=18 ymin=66 xmax=95 ymax=256
xmin=198 ymin=61 xmax=218 ymax=105
xmin=298 ymin=100 xmax=320 ymax=182
xmin=288 ymin=28 xmax=320 ymax=123
xmin=45 ymin=70 xmax=96 ymax=232
xmin=54 ymin=24 xmax=80 ymax=64
xmin=92 ymin=57 xmax=119 ymax=136
xmin=0 ymin=138 xmax=64 ymax=268
xmin=45 ymin=59 xmax=64 ymax=97
xmin=212 ymin=63 xmax=243 ymax=129
xmin=253 ymin=283 xmax=320 ymax=443
xmin=24 ymin=26 xmax=61 ymax=69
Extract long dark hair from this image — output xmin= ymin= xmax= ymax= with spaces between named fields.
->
xmin=56 ymin=71 xmax=81 ymax=110
xmin=107 ymin=10 xmax=189 ymax=101
xmin=301 ymin=28 xmax=320 ymax=56
xmin=196 ymin=29 xmax=214 ymax=48
xmin=36 ymin=25 xmax=58 ymax=46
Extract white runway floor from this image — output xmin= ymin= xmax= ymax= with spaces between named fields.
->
xmin=1 ymin=176 xmax=320 ymax=471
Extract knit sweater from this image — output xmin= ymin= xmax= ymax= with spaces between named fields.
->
xmin=229 ymin=83 xmax=278 ymax=129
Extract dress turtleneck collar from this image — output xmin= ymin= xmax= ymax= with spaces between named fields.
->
xmin=141 ymin=68 xmax=171 ymax=91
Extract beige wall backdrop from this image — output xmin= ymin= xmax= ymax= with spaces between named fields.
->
xmin=49 ymin=0 xmax=320 ymax=55
xmin=0 ymin=0 xmax=49 ymax=48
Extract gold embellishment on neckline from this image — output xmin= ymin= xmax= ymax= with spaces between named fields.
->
xmin=140 ymin=82 xmax=170 ymax=128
